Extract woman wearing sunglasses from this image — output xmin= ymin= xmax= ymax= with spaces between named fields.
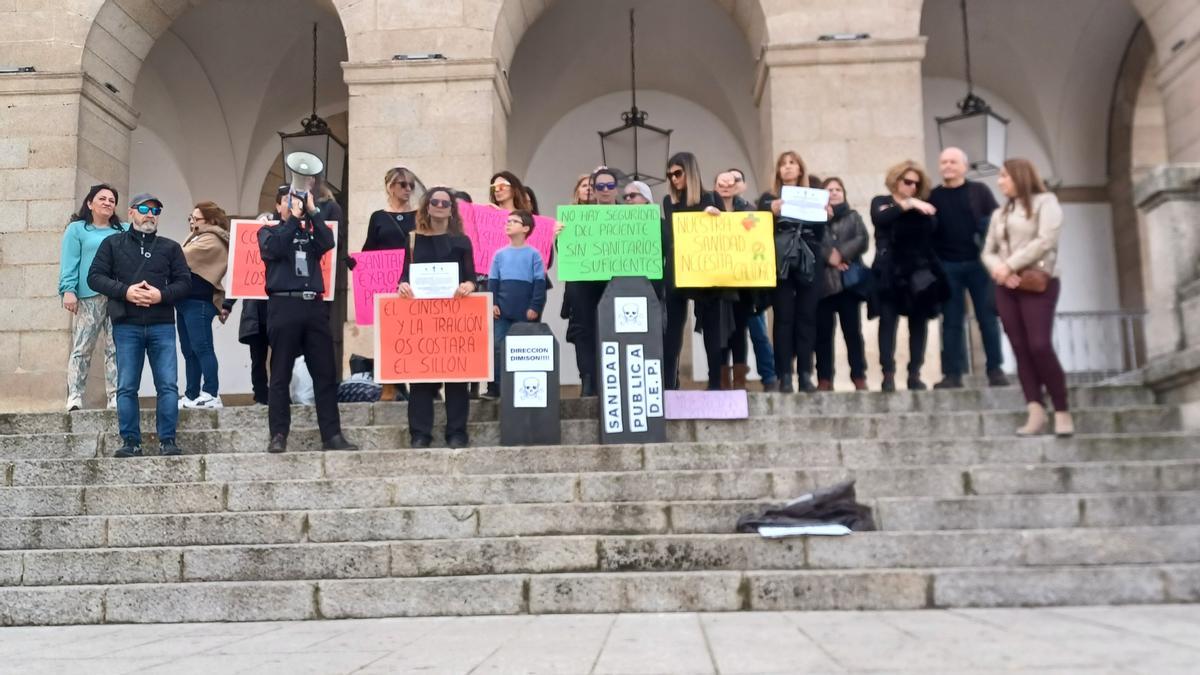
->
xmin=757 ymin=151 xmax=825 ymax=393
xmin=489 ymin=171 xmax=533 ymax=212
xmin=354 ymin=167 xmax=425 ymax=402
xmin=869 ymin=160 xmax=948 ymax=392
xmin=397 ymin=188 xmax=478 ymax=448
xmin=662 ymin=152 xmax=720 ymax=389
xmin=559 ymin=167 xmax=623 ymax=396
xmin=177 ymin=201 xmax=231 ymax=410
xmin=361 ymin=167 xmax=423 ymax=253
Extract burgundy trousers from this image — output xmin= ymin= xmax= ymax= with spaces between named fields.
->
xmin=994 ymin=279 xmax=1069 ymax=411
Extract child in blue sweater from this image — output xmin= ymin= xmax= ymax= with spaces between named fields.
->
xmin=483 ymin=210 xmax=547 ymax=400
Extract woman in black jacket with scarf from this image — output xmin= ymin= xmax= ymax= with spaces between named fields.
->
xmin=758 ymin=151 xmax=824 ymax=393
xmin=869 ymin=160 xmax=948 ymax=392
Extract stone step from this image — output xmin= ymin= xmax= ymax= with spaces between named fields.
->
xmin=1 ymin=562 xmax=1197 ymax=625
xmin=3 ymin=461 xmax=1200 ymax=516
xmin=0 ymin=406 xmax=1177 ymax=460
xmin=3 ymin=492 xmax=1198 ymax=550
xmin=0 ymin=385 xmax=1156 ymax=437
xmin=5 ymin=435 xmax=1195 ymax=488
xmin=1 ymin=526 xmax=1196 ymax=587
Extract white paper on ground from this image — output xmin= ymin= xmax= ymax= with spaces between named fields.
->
xmin=780 ymin=186 xmax=830 ymax=222
xmin=410 ymin=262 xmax=460 ymax=298
xmin=757 ymin=524 xmax=852 ymax=538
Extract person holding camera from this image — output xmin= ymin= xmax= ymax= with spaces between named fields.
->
xmin=88 ymin=194 xmax=191 ymax=458
xmin=257 ymin=188 xmax=357 ymax=454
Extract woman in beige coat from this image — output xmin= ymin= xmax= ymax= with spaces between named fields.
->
xmin=177 ymin=201 xmax=231 ymax=409
xmin=982 ymin=158 xmax=1072 ymax=437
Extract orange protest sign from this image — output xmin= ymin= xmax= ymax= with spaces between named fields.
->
xmin=225 ymin=219 xmax=338 ymax=300
xmin=374 ymin=293 xmax=494 ymax=383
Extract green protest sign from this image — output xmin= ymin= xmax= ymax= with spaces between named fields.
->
xmin=554 ymin=204 xmax=663 ymax=281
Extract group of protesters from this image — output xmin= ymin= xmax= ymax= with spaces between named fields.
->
xmin=57 ymin=146 xmax=1073 ymax=456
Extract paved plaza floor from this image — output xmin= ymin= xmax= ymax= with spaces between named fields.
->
xmin=0 ymin=605 xmax=1197 ymax=674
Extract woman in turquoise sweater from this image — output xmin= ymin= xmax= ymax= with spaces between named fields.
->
xmin=58 ymin=184 xmax=123 ymax=411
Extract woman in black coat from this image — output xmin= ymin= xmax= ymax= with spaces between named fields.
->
xmin=869 ymin=160 xmax=949 ymax=392
xmin=758 ymin=151 xmax=825 ymax=393
xmin=662 ymin=151 xmax=719 ymax=389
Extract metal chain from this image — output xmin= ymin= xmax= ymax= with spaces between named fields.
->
xmin=960 ymin=0 xmax=973 ymax=94
xmin=311 ymin=22 xmax=318 ymax=118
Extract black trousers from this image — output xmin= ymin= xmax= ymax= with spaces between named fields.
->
xmin=723 ymin=301 xmax=753 ymax=365
xmin=568 ymin=280 xmax=607 ymax=385
xmin=245 ymin=333 xmax=269 ymax=405
xmin=664 ymin=291 xmax=689 ymax=390
xmin=816 ymin=291 xmax=867 ymax=381
xmin=266 ymin=297 xmax=342 ymax=441
xmin=773 ymin=278 xmax=822 ymax=380
xmin=877 ymin=299 xmax=928 ymax=377
xmin=408 ymin=382 xmax=469 ymax=443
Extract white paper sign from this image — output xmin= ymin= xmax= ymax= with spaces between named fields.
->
xmin=505 ymin=334 xmax=554 ymax=372
xmin=625 ymin=344 xmax=648 ymax=433
xmin=512 ymin=371 xmax=548 ymax=408
xmin=600 ymin=341 xmax=623 ymax=433
xmin=614 ymin=296 xmax=648 ymax=333
xmin=645 ymin=358 xmax=664 ymax=418
xmin=410 ymin=262 xmax=459 ymax=298
xmin=780 ymin=186 xmax=830 ymax=222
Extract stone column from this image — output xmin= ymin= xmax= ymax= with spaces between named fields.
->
xmin=340 ymin=58 xmax=511 ymax=368
xmin=753 ymin=38 xmax=936 ymax=385
xmin=1135 ymin=164 xmax=1200 ymax=358
xmin=0 ymin=71 xmax=136 ymax=410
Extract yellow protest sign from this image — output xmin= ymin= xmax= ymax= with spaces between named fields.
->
xmin=672 ymin=211 xmax=776 ymax=287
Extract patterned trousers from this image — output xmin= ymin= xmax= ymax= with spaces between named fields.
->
xmin=66 ymin=295 xmax=117 ymax=404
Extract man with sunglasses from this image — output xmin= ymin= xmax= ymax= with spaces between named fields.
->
xmin=89 ymin=194 xmax=192 ymax=458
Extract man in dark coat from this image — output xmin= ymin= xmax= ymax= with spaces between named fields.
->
xmin=89 ymin=193 xmax=192 ymax=457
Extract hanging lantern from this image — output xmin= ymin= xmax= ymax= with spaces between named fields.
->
xmin=935 ymin=0 xmax=1008 ymax=176
xmin=598 ymin=9 xmax=673 ymax=185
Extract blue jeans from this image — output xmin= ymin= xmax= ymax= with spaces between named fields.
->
xmin=940 ymin=259 xmax=1005 ymax=377
xmin=113 ymin=322 xmax=179 ymax=444
xmin=176 ymin=298 xmax=219 ymax=399
xmin=748 ymin=311 xmax=776 ymax=384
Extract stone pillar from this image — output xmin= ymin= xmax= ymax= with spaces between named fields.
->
xmin=1135 ymin=164 xmax=1200 ymax=358
xmin=0 ymin=71 xmax=136 ymax=410
xmin=340 ymin=58 xmax=511 ymax=368
xmin=753 ymin=38 xmax=938 ymax=385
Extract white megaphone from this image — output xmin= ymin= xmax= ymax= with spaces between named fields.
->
xmin=285 ymin=151 xmax=324 ymax=199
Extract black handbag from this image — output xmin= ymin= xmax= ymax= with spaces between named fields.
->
xmin=775 ymin=227 xmax=815 ymax=285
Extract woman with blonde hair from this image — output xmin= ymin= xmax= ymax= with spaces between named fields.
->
xmin=869 ymin=160 xmax=948 ymax=392
xmin=177 ymin=200 xmax=231 ymax=409
xmin=353 ymin=166 xmax=425 ymax=402
xmin=570 ymin=174 xmax=593 ymax=205
xmin=982 ymin=158 xmax=1072 ymax=436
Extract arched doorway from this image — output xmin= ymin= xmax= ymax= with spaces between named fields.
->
xmin=83 ymin=0 xmax=349 ymax=398
xmin=920 ymin=0 xmax=1154 ymax=375
xmin=505 ymin=0 xmax=763 ymax=385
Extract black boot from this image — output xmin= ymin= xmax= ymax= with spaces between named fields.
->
xmin=777 ymin=376 xmax=795 ymax=394
xmin=907 ymin=376 xmax=927 ymax=391
xmin=267 ymin=434 xmax=287 ymax=454
xmin=580 ymin=374 xmax=596 ymax=397
xmin=881 ymin=374 xmax=896 ymax=393
xmin=322 ymin=434 xmax=359 ymax=451
xmin=797 ymin=375 xmax=816 ymax=393
xmin=934 ymin=375 xmax=963 ymax=390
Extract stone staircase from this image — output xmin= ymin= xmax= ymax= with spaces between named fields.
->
xmin=1 ymin=385 xmax=1198 ymax=625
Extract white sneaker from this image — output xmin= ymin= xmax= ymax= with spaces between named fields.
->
xmin=66 ymin=397 xmax=83 ymax=412
xmin=178 ymin=395 xmax=195 ymax=410
xmin=185 ymin=393 xmax=224 ymax=409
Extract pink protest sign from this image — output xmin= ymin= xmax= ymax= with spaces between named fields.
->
xmin=664 ymin=390 xmax=749 ymax=420
xmin=458 ymin=202 xmax=556 ymax=275
xmin=350 ymin=249 xmax=405 ymax=326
